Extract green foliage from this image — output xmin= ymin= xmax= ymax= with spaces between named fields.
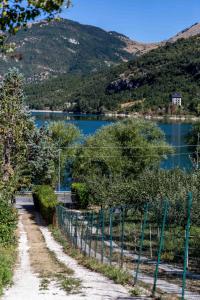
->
xmin=71 ymin=183 xmax=89 ymax=209
xmin=0 ymin=1 xmax=71 ymax=35
xmin=0 ymin=68 xmax=35 ymax=190
xmin=0 ymin=246 xmax=16 ymax=295
xmin=25 ymin=34 xmax=200 ymax=113
xmin=0 ymin=18 xmax=134 ymax=83
xmin=72 ymin=119 xmax=172 ymax=206
xmin=0 ymin=200 xmax=17 ymax=245
xmin=28 ymin=127 xmax=57 ymax=186
xmin=49 ymin=121 xmax=81 ymax=149
xmin=33 ymin=185 xmax=58 ymax=224
xmin=48 ymin=121 xmax=81 ymax=188
xmin=0 ymin=68 xmax=60 ymax=193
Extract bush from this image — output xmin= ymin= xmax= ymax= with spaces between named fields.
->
xmin=0 ymin=200 xmax=17 ymax=245
xmin=33 ymin=185 xmax=58 ymax=224
xmin=71 ymin=183 xmax=89 ymax=209
xmin=0 ymin=246 xmax=16 ymax=295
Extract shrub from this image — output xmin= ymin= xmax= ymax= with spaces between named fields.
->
xmin=71 ymin=183 xmax=89 ymax=209
xmin=33 ymin=185 xmax=58 ymax=224
xmin=0 ymin=200 xmax=17 ymax=245
xmin=0 ymin=246 xmax=16 ymax=295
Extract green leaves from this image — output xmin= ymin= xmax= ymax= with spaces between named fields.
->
xmin=72 ymin=119 xmax=172 ymax=206
xmin=0 ymin=68 xmax=34 ymax=189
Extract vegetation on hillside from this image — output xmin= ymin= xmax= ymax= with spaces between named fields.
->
xmin=0 ymin=18 xmax=134 ymax=80
xmin=26 ymin=35 xmax=200 ymax=114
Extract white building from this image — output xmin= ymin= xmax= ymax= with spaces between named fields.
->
xmin=172 ymin=92 xmax=182 ymax=106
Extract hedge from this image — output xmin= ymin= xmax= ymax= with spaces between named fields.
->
xmin=33 ymin=185 xmax=58 ymax=224
xmin=71 ymin=183 xmax=89 ymax=209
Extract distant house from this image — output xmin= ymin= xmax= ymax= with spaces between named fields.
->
xmin=171 ymin=92 xmax=182 ymax=106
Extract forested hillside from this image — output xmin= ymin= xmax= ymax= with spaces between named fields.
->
xmin=0 ymin=18 xmax=147 ymax=81
xmin=25 ymin=35 xmax=200 ymax=113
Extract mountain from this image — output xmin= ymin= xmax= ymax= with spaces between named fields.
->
xmin=168 ymin=22 xmax=200 ymax=42
xmin=25 ymin=34 xmax=200 ymax=114
xmin=0 ymin=18 xmax=156 ymax=82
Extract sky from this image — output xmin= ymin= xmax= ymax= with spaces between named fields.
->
xmin=60 ymin=0 xmax=200 ymax=43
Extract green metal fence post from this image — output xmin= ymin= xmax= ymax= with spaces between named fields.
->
xmin=109 ymin=207 xmax=113 ymax=265
xmin=71 ymin=212 xmax=74 ymax=244
xmin=89 ymin=212 xmax=94 ymax=257
xmin=67 ymin=211 xmax=70 ymax=238
xmin=80 ymin=213 xmax=84 ymax=251
xmin=134 ymin=203 xmax=149 ymax=285
xmin=84 ymin=213 xmax=89 ymax=255
xmin=120 ymin=206 xmax=125 ymax=268
xmin=69 ymin=210 xmax=72 ymax=240
xmin=75 ymin=212 xmax=78 ymax=248
xmin=182 ymin=192 xmax=193 ymax=300
xmin=152 ymin=200 xmax=168 ymax=297
xmin=95 ymin=210 xmax=101 ymax=258
xmin=101 ymin=209 xmax=105 ymax=263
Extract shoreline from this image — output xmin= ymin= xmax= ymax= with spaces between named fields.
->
xmin=30 ymin=109 xmax=64 ymax=113
xmin=29 ymin=109 xmax=200 ymax=122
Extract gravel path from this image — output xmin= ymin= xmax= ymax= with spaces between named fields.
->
xmin=2 ymin=205 xmax=148 ymax=300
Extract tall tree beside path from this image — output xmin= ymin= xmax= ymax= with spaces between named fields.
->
xmin=0 ymin=68 xmax=35 ymax=196
xmin=0 ymin=68 xmax=60 ymax=198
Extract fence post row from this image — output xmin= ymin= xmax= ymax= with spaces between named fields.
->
xmin=182 ymin=192 xmax=193 ymax=300
xmin=56 ymin=192 xmax=194 ymax=299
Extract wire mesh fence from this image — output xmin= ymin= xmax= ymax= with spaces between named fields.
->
xmin=56 ymin=192 xmax=200 ymax=299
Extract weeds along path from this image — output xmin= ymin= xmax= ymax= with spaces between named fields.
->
xmin=2 ymin=203 xmax=147 ymax=300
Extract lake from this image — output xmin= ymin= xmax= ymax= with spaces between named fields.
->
xmin=33 ymin=112 xmax=193 ymax=171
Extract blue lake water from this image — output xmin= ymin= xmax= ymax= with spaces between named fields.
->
xmin=32 ymin=112 xmax=193 ymax=176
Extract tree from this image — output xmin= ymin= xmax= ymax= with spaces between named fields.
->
xmin=72 ymin=119 xmax=172 ymax=206
xmin=0 ymin=0 xmax=72 ymax=50
xmin=49 ymin=121 xmax=81 ymax=149
xmin=27 ymin=126 xmax=57 ymax=186
xmin=186 ymin=122 xmax=200 ymax=169
xmin=0 ymin=68 xmax=34 ymax=192
xmin=0 ymin=68 xmax=60 ymax=198
xmin=48 ymin=121 xmax=81 ymax=189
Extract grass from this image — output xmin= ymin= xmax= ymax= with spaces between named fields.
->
xmin=130 ymin=286 xmax=142 ymax=296
xmin=39 ymin=278 xmax=50 ymax=290
xmin=0 ymin=245 xmax=17 ymax=295
xmin=56 ymin=274 xmax=81 ymax=294
xmin=50 ymin=225 xmax=133 ymax=286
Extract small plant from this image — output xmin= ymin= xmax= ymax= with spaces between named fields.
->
xmin=56 ymin=274 xmax=81 ymax=294
xmin=130 ymin=287 xmax=142 ymax=296
xmin=39 ymin=278 xmax=50 ymax=291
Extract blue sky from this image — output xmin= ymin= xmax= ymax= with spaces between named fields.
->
xmin=60 ymin=0 xmax=200 ymax=42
